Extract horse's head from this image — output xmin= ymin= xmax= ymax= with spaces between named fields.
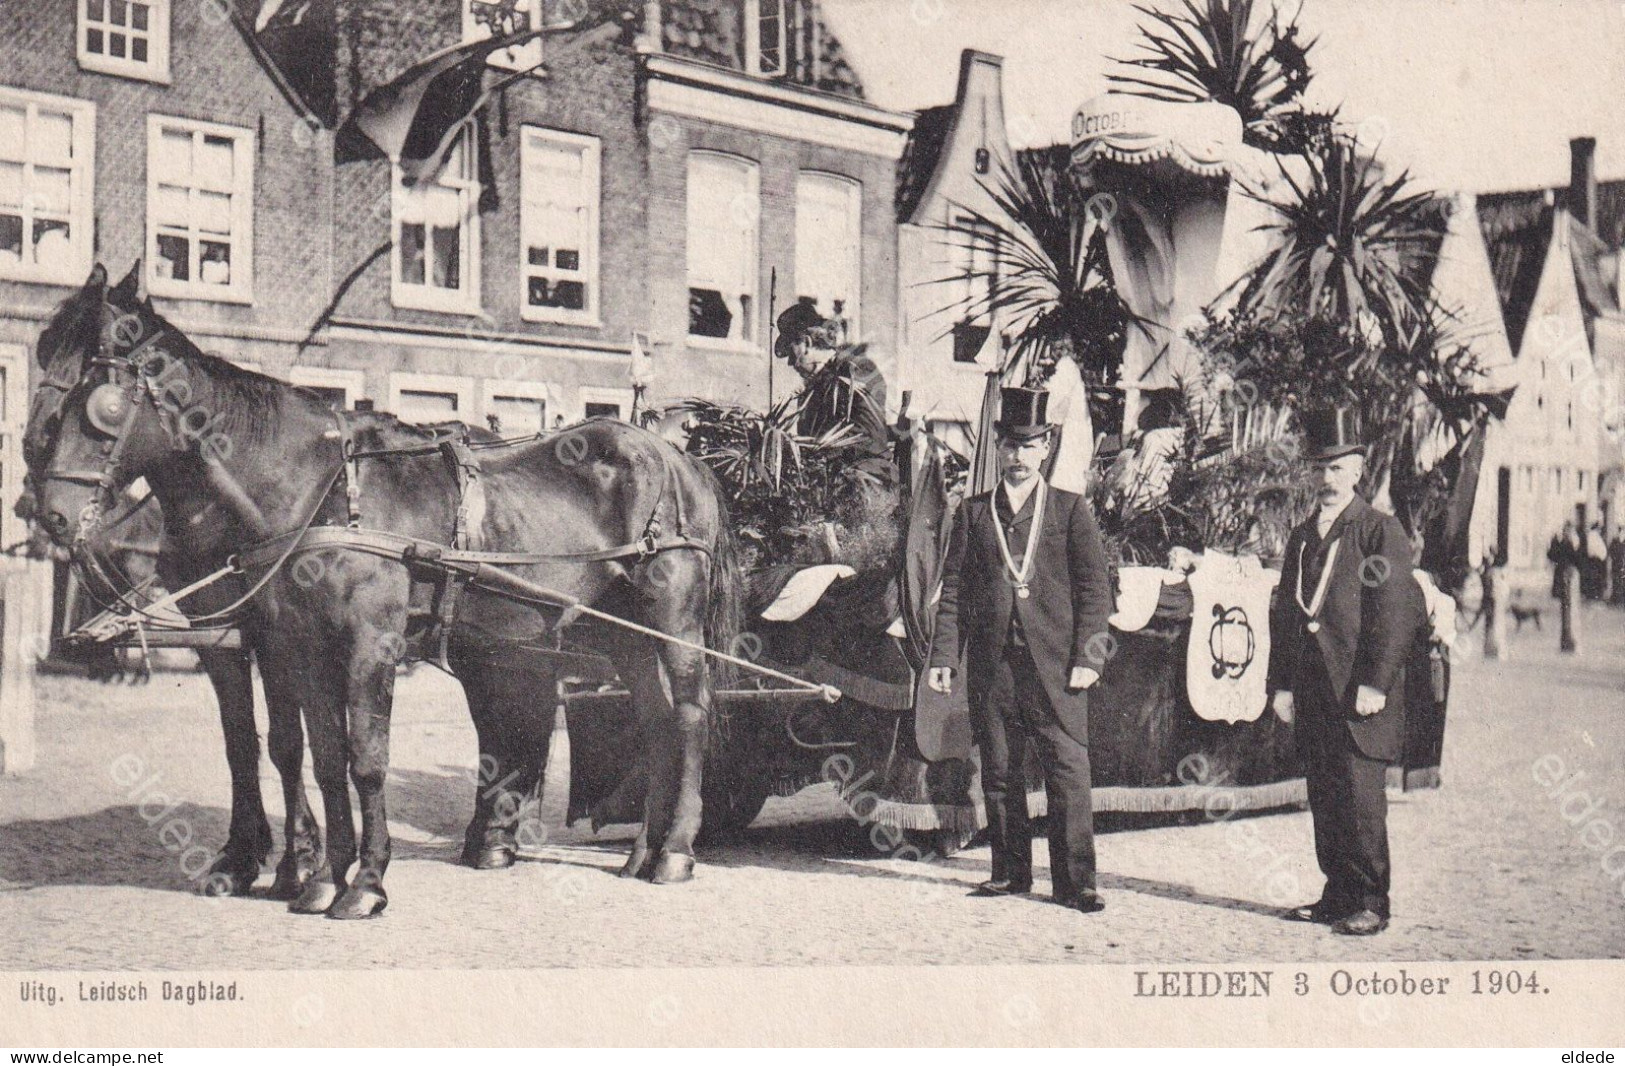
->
xmin=28 ymin=262 xmax=185 ymax=547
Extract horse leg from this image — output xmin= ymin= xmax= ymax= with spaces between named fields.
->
xmin=327 ymin=637 xmax=398 ymax=920
xmin=288 ymin=648 xmax=353 ymax=916
xmin=608 ymin=634 xmax=676 ymax=881
xmin=650 ymin=636 xmax=710 ymax=885
xmin=456 ymin=666 xmax=520 ymax=870
xmin=464 ymin=665 xmax=557 ymax=870
xmin=196 ymin=647 xmax=271 ymax=897
xmin=259 ymin=659 xmax=323 ymax=900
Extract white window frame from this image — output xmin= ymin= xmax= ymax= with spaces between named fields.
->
xmin=743 ymin=0 xmax=787 ymax=77
xmin=479 ymin=378 xmax=554 ymax=435
xmin=79 ymin=0 xmax=171 ymax=83
xmin=520 ymin=127 xmax=601 ymax=327
xmin=391 ymin=126 xmax=482 ymax=315
xmin=794 ymin=171 xmax=863 ymax=342
xmin=146 ymin=115 xmax=255 ymax=304
xmin=387 ymin=372 xmax=475 ymax=424
xmin=288 ymin=366 xmax=367 ymax=409
xmin=461 ymin=0 xmax=544 ymax=72
xmin=686 ymin=151 xmax=760 ymax=351
xmin=0 ymin=88 xmax=96 ymax=286
xmin=578 ymin=386 xmax=635 ymax=422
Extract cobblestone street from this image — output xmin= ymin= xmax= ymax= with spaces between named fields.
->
xmin=3 ymin=604 xmax=1622 ymax=970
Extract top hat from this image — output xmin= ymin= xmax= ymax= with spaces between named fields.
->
xmin=774 ymin=302 xmax=837 ymax=357
xmin=1301 ymin=406 xmax=1367 ymax=461
xmin=994 ymin=387 xmax=1053 ymax=441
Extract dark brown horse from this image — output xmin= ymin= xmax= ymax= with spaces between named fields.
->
xmin=25 ymin=282 xmax=322 ymax=901
xmin=28 ymin=265 xmax=741 ymax=919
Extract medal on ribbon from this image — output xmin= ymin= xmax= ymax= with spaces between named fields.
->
xmin=993 ymin=479 xmax=1046 ymax=600
xmin=1296 ymin=537 xmax=1340 ymax=634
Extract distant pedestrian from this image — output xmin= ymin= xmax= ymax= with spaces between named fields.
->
xmin=1610 ymin=533 xmax=1625 ymax=607
xmin=1548 ymin=522 xmax=1581 ymax=599
xmin=1584 ymin=522 xmax=1608 ymax=601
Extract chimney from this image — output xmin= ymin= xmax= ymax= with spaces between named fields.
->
xmin=1569 ymin=136 xmax=1597 ymax=230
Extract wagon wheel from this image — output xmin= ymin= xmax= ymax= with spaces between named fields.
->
xmin=699 ymin=770 xmax=774 ymax=842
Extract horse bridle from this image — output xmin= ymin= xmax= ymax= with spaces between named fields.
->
xmin=37 ymin=305 xmax=175 ymax=550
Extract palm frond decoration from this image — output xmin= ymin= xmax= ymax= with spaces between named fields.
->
xmin=1233 ymin=133 xmax=1446 ymax=356
xmin=930 ymin=148 xmax=1140 ymax=386
xmin=1109 ymin=0 xmax=1318 ymax=151
xmin=669 ymin=394 xmax=891 ymax=570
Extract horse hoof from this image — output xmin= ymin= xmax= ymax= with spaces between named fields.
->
xmin=203 ymin=853 xmax=259 ymax=897
xmin=618 ymin=849 xmax=650 ymax=879
xmin=326 ymin=886 xmax=388 ymax=920
xmin=474 ymin=846 xmax=515 ymax=871
xmin=650 ymin=852 xmax=695 ymax=885
xmin=267 ymin=860 xmax=316 ymax=901
xmin=289 ymin=880 xmax=340 ymax=915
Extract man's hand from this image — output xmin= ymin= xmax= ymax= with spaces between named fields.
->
xmin=1272 ymin=689 xmax=1295 ymax=723
xmin=927 ymin=666 xmax=954 ymax=694
xmin=1068 ymin=666 xmax=1100 ymax=691
xmin=1355 ymin=685 xmax=1385 ymax=716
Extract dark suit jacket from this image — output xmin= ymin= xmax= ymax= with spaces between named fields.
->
xmin=1267 ymin=495 xmax=1427 ymax=761
xmin=930 ymin=481 xmax=1113 ymax=746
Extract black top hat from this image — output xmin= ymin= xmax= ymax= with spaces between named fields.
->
xmin=994 ymin=387 xmax=1052 ymax=441
xmin=1301 ymin=406 xmax=1366 ymax=461
xmin=774 ymin=302 xmax=837 ymax=357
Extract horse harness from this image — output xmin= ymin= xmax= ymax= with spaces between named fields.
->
xmin=45 ymin=314 xmax=710 ymax=668
xmin=47 ymin=307 xmax=837 ymax=702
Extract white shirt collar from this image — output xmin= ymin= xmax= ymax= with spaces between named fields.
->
xmin=1317 ymin=495 xmax=1353 ymax=536
xmin=1002 ymin=475 xmax=1042 ymax=515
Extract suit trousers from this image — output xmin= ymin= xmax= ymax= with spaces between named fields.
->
xmin=974 ymin=638 xmax=1097 ymax=900
xmin=1296 ymin=649 xmax=1392 ymax=917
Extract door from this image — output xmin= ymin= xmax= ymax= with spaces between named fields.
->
xmin=1496 ymin=466 xmax=1511 ymax=567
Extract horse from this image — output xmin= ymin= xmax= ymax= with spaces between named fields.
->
xmin=25 ymin=280 xmax=322 ymax=901
xmin=28 ymin=264 xmax=742 ymax=919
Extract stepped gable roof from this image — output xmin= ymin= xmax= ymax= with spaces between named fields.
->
xmin=894 ymin=104 xmax=955 ymax=223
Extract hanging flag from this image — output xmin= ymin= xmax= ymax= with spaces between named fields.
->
xmin=967 ymin=369 xmax=1003 ymax=497
xmin=1044 ymin=355 xmax=1095 ymax=494
xmin=1184 ymin=550 xmax=1277 ymax=724
xmin=337 ymin=16 xmax=625 ymax=188
xmin=629 ymin=331 xmax=654 ymax=389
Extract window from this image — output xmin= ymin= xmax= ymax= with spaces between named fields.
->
xmin=79 ymin=0 xmax=170 ymax=82
xmin=462 ymin=0 xmax=543 ymax=72
xmin=579 ymin=387 xmax=633 ymax=421
xmin=521 ymin=128 xmax=600 ymax=325
xmin=795 ymin=173 xmax=862 ymax=343
xmin=388 ymin=373 xmax=473 ymax=425
xmin=393 ymin=127 xmax=481 ymax=314
xmin=481 ymin=379 xmax=551 ymax=436
xmin=949 ymin=216 xmax=996 ymax=363
xmin=744 ymin=0 xmax=787 ymax=76
xmin=0 ymin=90 xmax=94 ymax=285
xmin=147 ymin=116 xmax=254 ymax=303
xmin=686 ymin=153 xmax=759 ymax=345
xmin=288 ymin=367 xmax=366 ymax=411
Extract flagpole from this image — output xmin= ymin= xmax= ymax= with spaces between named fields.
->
xmin=766 ymin=267 xmax=778 ymax=408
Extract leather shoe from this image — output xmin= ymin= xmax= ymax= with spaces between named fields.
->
xmin=1287 ymin=900 xmax=1348 ymax=925
xmin=1333 ymin=909 xmax=1389 ymax=936
xmin=970 ymin=878 xmax=1031 ymax=897
xmin=1067 ymin=890 xmax=1106 ymax=914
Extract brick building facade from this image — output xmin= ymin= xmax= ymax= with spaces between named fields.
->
xmin=0 ymin=0 xmax=911 ymax=471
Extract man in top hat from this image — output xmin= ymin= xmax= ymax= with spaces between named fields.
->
xmin=774 ymin=301 xmax=894 ymax=486
xmin=927 ymin=387 xmax=1114 ymax=912
xmin=1269 ymin=408 xmax=1426 ymax=936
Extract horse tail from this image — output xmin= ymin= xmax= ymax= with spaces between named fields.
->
xmin=704 ymin=490 xmax=745 ymax=694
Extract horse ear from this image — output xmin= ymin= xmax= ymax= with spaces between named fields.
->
xmin=86 ymin=263 xmax=107 ymax=293
xmin=111 ymin=260 xmax=145 ymax=304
